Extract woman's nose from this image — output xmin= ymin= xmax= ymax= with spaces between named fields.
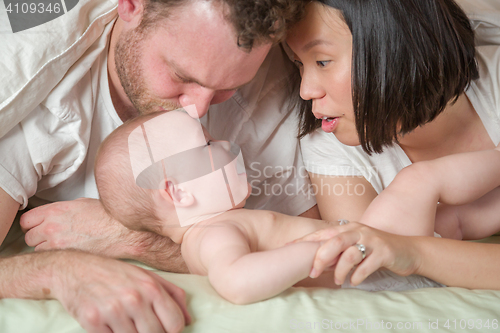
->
xmin=300 ymin=70 xmax=324 ymax=101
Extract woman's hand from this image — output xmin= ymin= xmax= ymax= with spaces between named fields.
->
xmin=293 ymin=222 xmax=422 ymax=286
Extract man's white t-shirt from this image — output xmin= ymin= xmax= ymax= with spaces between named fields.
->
xmin=0 ymin=17 xmax=315 ymax=216
xmin=0 ymin=20 xmax=119 ymax=207
xmin=301 ymin=45 xmax=500 ymax=193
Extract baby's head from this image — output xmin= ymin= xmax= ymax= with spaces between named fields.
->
xmin=95 ymin=109 xmax=249 ymax=241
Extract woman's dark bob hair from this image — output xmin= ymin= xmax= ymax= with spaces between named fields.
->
xmin=297 ymin=0 xmax=479 ymax=154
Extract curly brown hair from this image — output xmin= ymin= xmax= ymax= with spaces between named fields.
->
xmin=224 ymin=0 xmax=307 ymax=49
xmin=139 ymin=0 xmax=307 ymax=50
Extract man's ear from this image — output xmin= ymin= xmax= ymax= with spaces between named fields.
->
xmin=118 ymin=0 xmax=144 ymax=24
xmin=159 ymin=180 xmax=195 ymax=207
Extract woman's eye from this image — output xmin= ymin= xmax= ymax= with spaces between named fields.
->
xmin=316 ymin=60 xmax=331 ymax=68
xmin=293 ymin=60 xmax=303 ymax=68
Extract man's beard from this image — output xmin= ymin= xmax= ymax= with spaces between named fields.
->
xmin=114 ymin=27 xmax=181 ymax=115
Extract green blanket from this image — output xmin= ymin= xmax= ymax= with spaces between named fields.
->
xmin=1 ymin=224 xmax=499 ymax=333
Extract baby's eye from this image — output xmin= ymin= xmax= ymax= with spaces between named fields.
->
xmin=316 ymin=60 xmax=331 ymax=68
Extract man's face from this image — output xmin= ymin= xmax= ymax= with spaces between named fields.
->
xmin=115 ymin=1 xmax=272 ymax=118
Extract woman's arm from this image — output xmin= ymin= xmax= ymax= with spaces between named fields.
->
xmin=310 ymin=173 xmax=378 ymax=222
xmin=414 ymin=237 xmax=500 ymax=289
xmin=192 ymin=223 xmax=320 ymax=305
xmin=0 ymin=187 xmax=20 ymax=246
xmin=295 ymin=222 xmax=500 ymax=289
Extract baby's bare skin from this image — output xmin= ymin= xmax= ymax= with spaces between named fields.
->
xmin=180 ymin=209 xmax=339 ymax=301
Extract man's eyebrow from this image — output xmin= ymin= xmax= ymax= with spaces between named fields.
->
xmin=169 ymin=60 xmax=247 ymax=91
xmin=302 ymin=39 xmax=333 ymax=52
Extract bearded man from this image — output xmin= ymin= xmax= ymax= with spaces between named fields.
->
xmin=0 ymin=0 xmax=317 ymax=331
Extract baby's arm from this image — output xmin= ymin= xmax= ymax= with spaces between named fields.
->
xmin=190 ymin=222 xmax=320 ymax=305
xmin=361 ymin=148 xmax=500 ymax=236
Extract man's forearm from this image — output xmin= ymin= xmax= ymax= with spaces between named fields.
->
xmin=122 ymin=231 xmax=188 ymax=273
xmin=0 ymin=249 xmax=191 ymax=332
xmin=0 ymin=251 xmax=59 ymax=299
xmin=86 ymin=215 xmax=188 ymax=272
xmin=20 ymin=198 xmax=188 ymax=272
xmin=0 ymin=187 xmax=20 ymax=246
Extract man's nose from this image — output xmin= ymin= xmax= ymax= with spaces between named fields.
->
xmin=179 ymin=87 xmax=216 ymax=118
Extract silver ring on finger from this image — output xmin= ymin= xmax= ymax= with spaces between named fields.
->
xmin=355 ymin=243 xmax=366 ymax=260
xmin=338 ymin=219 xmax=350 ymax=225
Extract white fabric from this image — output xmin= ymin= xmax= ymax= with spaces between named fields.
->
xmin=455 ymin=0 xmax=500 ymax=46
xmin=0 ymin=9 xmax=315 ymax=215
xmin=0 ymin=18 xmax=118 ymax=208
xmin=342 ymin=270 xmax=444 ymax=292
xmin=301 ymin=22 xmax=500 ymax=194
xmin=0 ymin=0 xmax=118 ymax=139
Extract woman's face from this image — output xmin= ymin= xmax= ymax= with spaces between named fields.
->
xmin=287 ymin=2 xmax=359 ymax=145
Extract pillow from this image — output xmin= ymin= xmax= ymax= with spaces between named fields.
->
xmin=456 ymin=0 xmax=500 ymax=46
xmin=0 ymin=0 xmax=118 ymax=138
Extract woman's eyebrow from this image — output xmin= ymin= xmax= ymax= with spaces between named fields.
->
xmin=302 ymin=39 xmax=333 ymax=52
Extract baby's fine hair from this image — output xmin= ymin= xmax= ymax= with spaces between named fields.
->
xmin=95 ymin=113 xmax=167 ymax=234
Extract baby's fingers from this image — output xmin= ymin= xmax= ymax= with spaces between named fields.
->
xmin=290 ymin=228 xmax=337 ymax=244
xmin=292 ymin=222 xmax=359 ymax=244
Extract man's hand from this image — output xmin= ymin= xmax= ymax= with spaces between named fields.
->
xmin=56 ymin=252 xmax=191 ymax=333
xmin=0 ymin=250 xmax=191 ymax=333
xmin=20 ymin=198 xmax=189 ymax=272
xmin=21 ymin=198 xmax=133 ymax=256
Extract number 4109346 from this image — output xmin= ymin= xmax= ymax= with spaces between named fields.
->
xmin=5 ymin=2 xmax=61 ymax=14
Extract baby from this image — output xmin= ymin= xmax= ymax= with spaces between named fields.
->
xmin=359 ymin=144 xmax=500 ymax=241
xmin=95 ymin=110 xmax=441 ymax=305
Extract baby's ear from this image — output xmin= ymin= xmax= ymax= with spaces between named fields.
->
xmin=159 ymin=180 xmax=195 ymax=207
